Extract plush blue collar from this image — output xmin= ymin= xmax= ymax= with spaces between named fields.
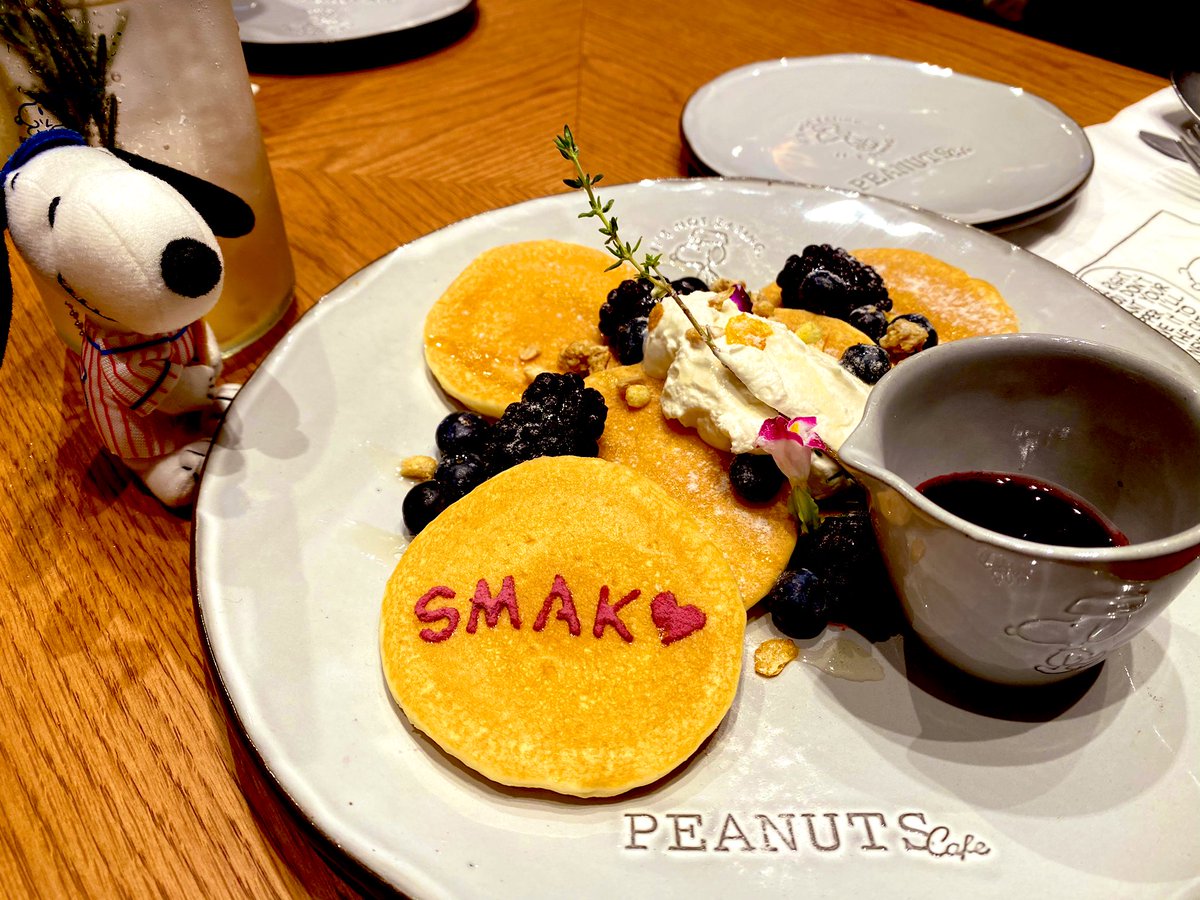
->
xmin=1 ymin=128 xmax=88 ymax=182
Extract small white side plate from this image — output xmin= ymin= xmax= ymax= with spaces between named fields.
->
xmin=233 ymin=0 xmax=472 ymax=44
xmin=682 ymin=55 xmax=1094 ymax=227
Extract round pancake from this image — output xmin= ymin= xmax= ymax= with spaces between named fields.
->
xmin=586 ymin=366 xmax=796 ymax=609
xmin=380 ymin=456 xmax=745 ymax=798
xmin=851 ymin=247 xmax=1019 ymax=341
xmin=423 ymin=240 xmax=632 ymax=417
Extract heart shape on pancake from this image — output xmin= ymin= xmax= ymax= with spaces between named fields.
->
xmin=650 ymin=591 xmax=707 ymax=646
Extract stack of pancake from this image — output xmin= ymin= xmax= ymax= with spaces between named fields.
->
xmin=382 ymin=238 xmax=1016 ymax=797
xmin=421 ymin=239 xmax=1017 ymax=611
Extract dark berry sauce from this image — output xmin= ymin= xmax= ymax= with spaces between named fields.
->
xmin=916 ymin=471 xmax=1128 ymax=548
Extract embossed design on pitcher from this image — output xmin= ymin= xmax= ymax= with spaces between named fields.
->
xmin=1006 ymin=585 xmax=1149 ymax=675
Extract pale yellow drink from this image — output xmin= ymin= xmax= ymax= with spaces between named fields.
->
xmin=0 ymin=0 xmax=294 ymax=355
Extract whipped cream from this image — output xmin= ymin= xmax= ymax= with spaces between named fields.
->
xmin=643 ymin=292 xmax=870 ymax=455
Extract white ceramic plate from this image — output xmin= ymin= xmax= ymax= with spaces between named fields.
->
xmin=193 ymin=179 xmax=1200 ymax=898
xmin=233 ymin=0 xmax=471 ymax=44
xmin=682 ymin=55 xmax=1094 ymax=228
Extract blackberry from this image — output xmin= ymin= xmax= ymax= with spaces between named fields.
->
xmin=671 ymin=276 xmax=709 ymax=295
xmin=767 ymin=569 xmax=829 ymax=639
xmin=729 ymin=453 xmax=786 ymax=503
xmin=795 ymin=510 xmax=878 ymax=577
xmin=402 ymin=480 xmax=450 ymax=535
xmin=788 ymin=510 xmax=901 ymax=641
xmin=776 ymin=244 xmax=890 ymax=318
xmin=840 ymin=343 xmax=892 ymax=385
xmin=488 ymin=373 xmax=608 ymax=470
xmin=847 ymin=305 xmax=888 ymax=342
xmin=612 ymin=316 xmax=649 ymax=365
xmin=435 ymin=410 xmax=492 ymax=456
xmin=599 ymin=278 xmax=656 ymax=339
xmin=410 ymin=377 xmax=606 ymax=532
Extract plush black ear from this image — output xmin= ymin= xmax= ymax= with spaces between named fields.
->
xmin=111 ymin=148 xmax=256 ymax=238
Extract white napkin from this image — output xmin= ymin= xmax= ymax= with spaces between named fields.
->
xmin=1006 ymin=87 xmax=1200 ymax=362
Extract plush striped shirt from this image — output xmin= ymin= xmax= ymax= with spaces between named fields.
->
xmin=80 ymin=319 xmax=210 ymax=459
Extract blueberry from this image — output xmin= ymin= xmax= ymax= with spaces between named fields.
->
xmin=840 ymin=343 xmax=892 ymax=385
xmin=402 ymin=481 xmax=450 ymax=535
xmin=435 ymin=452 xmax=490 ymax=500
xmin=435 ymin=411 xmax=491 ymax=456
xmin=729 ymin=453 xmax=786 ymax=503
xmin=847 ymin=305 xmax=888 ymax=342
xmin=767 ymin=569 xmax=829 ymax=639
xmin=613 ymin=315 xmax=649 ymax=364
xmin=890 ymin=313 xmax=938 ymax=349
xmin=799 ymin=269 xmax=850 ymax=318
xmin=670 ymin=276 xmax=709 ymax=295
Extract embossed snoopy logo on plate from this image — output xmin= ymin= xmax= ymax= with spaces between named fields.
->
xmin=785 ymin=114 xmax=976 ymax=196
xmin=794 ymin=115 xmax=896 ymax=158
xmin=650 ymin=216 xmax=767 ymax=284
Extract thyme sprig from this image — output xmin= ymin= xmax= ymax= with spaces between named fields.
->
xmin=555 ymin=125 xmax=833 ymax=534
xmin=555 ymin=125 xmax=722 ymax=357
xmin=0 ymin=0 xmax=125 ymax=147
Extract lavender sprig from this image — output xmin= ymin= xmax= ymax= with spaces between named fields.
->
xmin=0 ymin=0 xmax=125 ymax=147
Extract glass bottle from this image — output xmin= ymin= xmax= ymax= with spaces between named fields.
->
xmin=0 ymin=0 xmax=294 ymax=355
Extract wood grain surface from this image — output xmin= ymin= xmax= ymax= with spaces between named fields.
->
xmin=0 ymin=1 xmax=1165 ymax=896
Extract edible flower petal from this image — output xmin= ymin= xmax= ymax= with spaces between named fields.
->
xmin=756 ymin=415 xmax=826 ymax=478
xmin=756 ymin=415 xmax=826 ymax=534
xmin=729 ymin=283 xmax=752 ymax=312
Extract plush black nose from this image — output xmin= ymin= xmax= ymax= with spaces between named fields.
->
xmin=160 ymin=237 xmax=222 ymax=298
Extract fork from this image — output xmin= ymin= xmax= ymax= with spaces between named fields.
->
xmin=1179 ymin=123 xmax=1200 ymax=178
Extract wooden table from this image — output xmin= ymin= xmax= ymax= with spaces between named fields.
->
xmin=0 ymin=1 xmax=1166 ymax=896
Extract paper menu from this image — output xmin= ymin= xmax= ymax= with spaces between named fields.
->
xmin=1076 ymin=210 xmax=1200 ymax=360
xmin=1007 ymin=88 xmax=1200 ymax=363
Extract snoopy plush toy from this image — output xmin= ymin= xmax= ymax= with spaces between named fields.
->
xmin=0 ymin=128 xmax=254 ymax=507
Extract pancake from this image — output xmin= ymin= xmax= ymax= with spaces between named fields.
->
xmin=753 ymin=282 xmax=873 ymax=357
xmin=770 ymin=306 xmax=876 ymax=358
xmin=851 ymin=247 xmax=1019 ymax=341
xmin=423 ymin=240 xmax=631 ymax=417
xmin=380 ymin=456 xmax=745 ymax=798
xmin=586 ymin=366 xmax=797 ymax=609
